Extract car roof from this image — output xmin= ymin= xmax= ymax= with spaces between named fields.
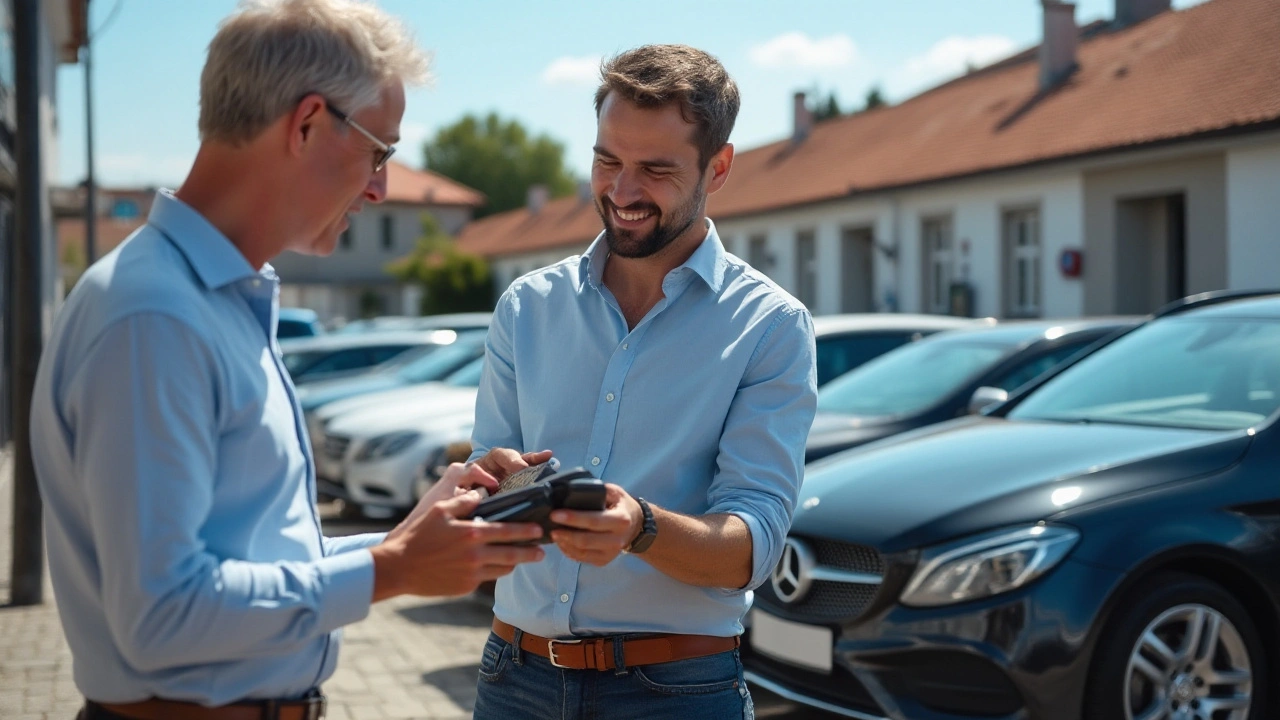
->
xmin=811 ymin=313 xmax=989 ymax=337
xmin=1170 ymin=293 xmax=1280 ymax=320
xmin=278 ymin=307 xmax=319 ymax=321
xmin=918 ymin=316 xmax=1142 ymax=348
xmin=278 ymin=328 xmax=479 ymax=352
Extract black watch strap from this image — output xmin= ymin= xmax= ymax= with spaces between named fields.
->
xmin=626 ymin=497 xmax=658 ymax=554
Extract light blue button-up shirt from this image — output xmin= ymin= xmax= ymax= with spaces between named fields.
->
xmin=30 ymin=191 xmax=382 ymax=705
xmin=471 ymin=220 xmax=818 ymax=639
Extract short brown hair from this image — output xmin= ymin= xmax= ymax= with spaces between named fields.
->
xmin=594 ymin=45 xmax=739 ymax=170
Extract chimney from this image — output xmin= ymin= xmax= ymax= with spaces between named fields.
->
xmin=792 ymin=91 xmax=812 ymax=143
xmin=1039 ymin=0 xmax=1078 ymax=91
xmin=526 ymin=184 xmax=550 ymax=214
xmin=1115 ymin=0 xmax=1171 ymax=27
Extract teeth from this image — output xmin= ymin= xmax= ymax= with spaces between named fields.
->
xmin=616 ymin=209 xmax=651 ymax=222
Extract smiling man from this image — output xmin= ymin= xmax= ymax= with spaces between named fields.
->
xmin=28 ymin=2 xmax=548 ymax=719
xmin=469 ymin=45 xmax=819 ymax=719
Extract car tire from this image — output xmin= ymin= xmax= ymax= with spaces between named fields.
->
xmin=1083 ymin=571 xmax=1268 ymax=720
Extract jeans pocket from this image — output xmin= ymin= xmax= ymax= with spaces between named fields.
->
xmin=632 ymin=651 xmax=742 ymax=696
xmin=477 ymin=633 xmax=511 ymax=683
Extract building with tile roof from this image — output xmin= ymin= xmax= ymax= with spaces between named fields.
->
xmin=456 ymin=0 xmax=1280 ymax=318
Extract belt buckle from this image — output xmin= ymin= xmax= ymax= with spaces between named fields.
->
xmin=304 ymin=694 xmax=327 ymax=720
xmin=547 ymin=638 xmax=582 ymax=669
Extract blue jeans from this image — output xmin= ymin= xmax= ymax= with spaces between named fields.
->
xmin=473 ymin=631 xmax=755 ymax=720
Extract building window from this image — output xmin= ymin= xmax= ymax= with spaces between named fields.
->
xmin=795 ymin=229 xmax=817 ymax=309
xmin=381 ymin=215 xmax=394 ymax=251
xmin=748 ymin=234 xmax=770 ymax=273
xmin=921 ymin=216 xmax=953 ymax=314
xmin=1003 ymin=207 xmax=1041 ymax=318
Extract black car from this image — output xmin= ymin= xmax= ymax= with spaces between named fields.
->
xmin=743 ymin=291 xmax=1280 ymax=720
xmin=807 ymin=318 xmax=1139 ymax=462
xmin=811 ymin=314 xmax=982 ymax=387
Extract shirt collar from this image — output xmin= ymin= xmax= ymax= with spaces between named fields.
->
xmin=147 ymin=189 xmax=262 ymax=290
xmin=579 ymin=218 xmax=727 ymax=293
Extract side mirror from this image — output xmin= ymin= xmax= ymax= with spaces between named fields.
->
xmin=968 ymin=386 xmax=1009 ymax=415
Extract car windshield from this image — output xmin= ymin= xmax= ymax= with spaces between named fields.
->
xmin=817 ymin=339 xmax=1010 ymax=417
xmin=396 ymin=339 xmax=482 ymax=383
xmin=444 ymin=358 xmax=484 ymax=387
xmin=1009 ymin=317 xmax=1280 ymax=431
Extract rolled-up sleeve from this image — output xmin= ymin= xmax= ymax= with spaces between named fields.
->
xmin=706 ymin=307 xmax=817 ymax=592
xmin=66 ymin=314 xmax=374 ymax=671
xmin=323 ymin=533 xmax=385 ymax=556
xmin=470 ymin=288 xmax=524 ymax=461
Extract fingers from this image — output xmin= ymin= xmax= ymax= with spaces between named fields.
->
xmin=549 ymin=508 xmax=629 ymax=533
xmin=474 ymin=447 xmax=553 ymax=479
xmin=520 ymin=449 xmax=554 ymax=466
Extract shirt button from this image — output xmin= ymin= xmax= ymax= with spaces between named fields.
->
xmin=591 ymin=457 xmax=601 ymax=467
xmin=622 ymin=343 xmax=629 ymax=350
xmin=252 ymin=279 xmax=261 ymax=288
xmin=560 ymin=594 xmax=570 ymax=603
xmin=605 ymin=393 xmax=615 ymax=402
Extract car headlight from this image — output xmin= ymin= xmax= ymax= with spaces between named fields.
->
xmin=900 ymin=525 xmax=1079 ymax=607
xmin=354 ymin=431 xmax=422 ymax=461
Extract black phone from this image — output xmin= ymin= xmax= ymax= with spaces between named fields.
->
xmin=467 ymin=466 xmax=607 ymax=545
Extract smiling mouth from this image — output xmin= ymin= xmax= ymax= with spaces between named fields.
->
xmin=612 ymin=206 xmax=655 ymax=223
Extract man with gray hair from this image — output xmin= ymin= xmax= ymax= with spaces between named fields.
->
xmin=28 ymin=1 xmax=546 ymax=718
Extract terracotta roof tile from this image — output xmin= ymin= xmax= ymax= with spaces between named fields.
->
xmin=385 ymin=161 xmax=485 ymax=207
xmin=458 ymin=0 xmax=1280 ymax=257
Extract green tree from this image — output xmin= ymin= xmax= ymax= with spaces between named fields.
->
xmin=863 ymin=85 xmax=887 ymax=112
xmin=812 ymin=91 xmax=843 ymax=123
xmin=387 ymin=214 xmax=495 ymax=314
xmin=424 ymin=112 xmax=576 ymax=218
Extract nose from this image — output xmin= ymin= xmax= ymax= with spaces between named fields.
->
xmin=607 ymin=168 xmax=644 ymax=208
xmin=364 ymin=165 xmax=388 ymax=204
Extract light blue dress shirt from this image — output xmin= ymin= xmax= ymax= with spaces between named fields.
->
xmin=471 ymin=220 xmax=818 ymax=639
xmin=30 ymin=191 xmax=382 ymax=705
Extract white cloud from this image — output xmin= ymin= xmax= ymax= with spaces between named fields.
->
xmin=888 ymin=34 xmax=1017 ymax=99
xmin=541 ymin=56 xmax=603 ymax=87
xmin=750 ymin=32 xmax=858 ymax=69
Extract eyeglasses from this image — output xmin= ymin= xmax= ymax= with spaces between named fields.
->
xmin=325 ymin=102 xmax=396 ymax=173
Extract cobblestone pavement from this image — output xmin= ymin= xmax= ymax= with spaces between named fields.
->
xmin=0 ymin=448 xmax=824 ymax=719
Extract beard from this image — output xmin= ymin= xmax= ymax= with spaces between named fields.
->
xmin=597 ymin=185 xmax=704 ymax=259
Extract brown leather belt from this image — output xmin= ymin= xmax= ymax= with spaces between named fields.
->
xmin=492 ymin=618 xmax=739 ymax=671
xmin=92 ymin=693 xmax=326 ymax=720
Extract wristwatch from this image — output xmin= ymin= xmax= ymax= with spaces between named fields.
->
xmin=625 ymin=497 xmax=658 ymax=554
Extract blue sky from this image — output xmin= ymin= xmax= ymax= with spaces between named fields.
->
xmin=55 ymin=0 xmax=1208 ymax=189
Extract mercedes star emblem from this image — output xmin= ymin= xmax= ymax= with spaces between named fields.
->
xmin=771 ymin=538 xmax=816 ymax=604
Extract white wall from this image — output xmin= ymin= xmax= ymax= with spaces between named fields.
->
xmin=1226 ymin=141 xmax=1280 ymax=290
xmin=715 ymin=169 xmax=1085 ymax=318
xmin=492 ymin=246 xmax=590 ymax=295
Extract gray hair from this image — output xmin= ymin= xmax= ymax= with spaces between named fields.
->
xmin=199 ymin=0 xmax=430 ymax=144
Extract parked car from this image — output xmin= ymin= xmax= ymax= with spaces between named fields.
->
xmin=280 ymin=329 xmax=460 ymax=385
xmin=811 ymin=314 xmax=985 ymax=387
xmin=332 ymin=311 xmax=492 ymax=335
xmin=277 ymin=307 xmax=324 ymax=338
xmin=318 ymin=359 xmax=484 ymax=517
xmin=742 ymin=290 xmax=1280 ymax=720
xmin=296 ymin=329 xmax=487 ymax=420
xmin=806 ymin=318 xmax=1139 ymax=461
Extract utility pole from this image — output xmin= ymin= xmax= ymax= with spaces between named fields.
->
xmin=10 ymin=0 xmax=50 ymax=606
xmin=83 ymin=0 xmax=96 ymax=265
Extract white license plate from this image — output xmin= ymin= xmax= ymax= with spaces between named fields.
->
xmin=749 ymin=609 xmax=833 ymax=673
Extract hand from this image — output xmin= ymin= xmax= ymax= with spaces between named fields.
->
xmin=369 ymin=489 xmax=545 ymax=601
xmin=470 ymin=447 xmax=554 ymax=482
xmin=547 ymin=483 xmax=644 ymax=567
xmin=386 ymin=463 xmax=500 ymax=544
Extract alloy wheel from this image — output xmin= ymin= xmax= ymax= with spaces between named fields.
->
xmin=1123 ymin=603 xmax=1252 ymax=720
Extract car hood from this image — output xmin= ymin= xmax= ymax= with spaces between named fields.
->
xmin=806 ymin=412 xmax=901 ymax=461
xmin=315 ymin=382 xmax=457 ymax=422
xmin=296 ymin=372 xmax=403 ymax=411
xmin=323 ymin=386 xmax=478 ymax=436
xmin=794 ymin=417 xmax=1252 ymax=553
